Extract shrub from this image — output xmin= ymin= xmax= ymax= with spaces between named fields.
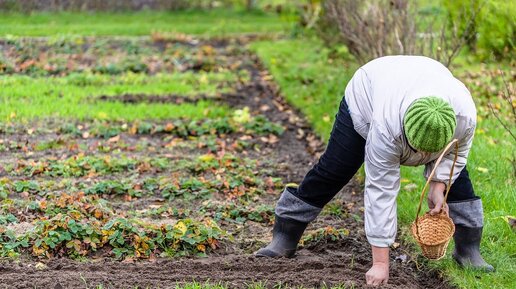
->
xmin=443 ymin=0 xmax=515 ymax=60
xmin=319 ymin=0 xmax=479 ymax=66
xmin=476 ymin=0 xmax=515 ymax=60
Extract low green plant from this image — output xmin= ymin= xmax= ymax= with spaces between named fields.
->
xmin=300 ymin=226 xmax=350 ymax=246
xmin=1 ymin=191 xmax=225 ymax=259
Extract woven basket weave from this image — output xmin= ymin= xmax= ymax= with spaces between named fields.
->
xmin=412 ymin=139 xmax=458 ymax=260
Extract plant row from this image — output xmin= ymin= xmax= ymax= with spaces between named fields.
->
xmin=0 ymin=193 xmax=224 ymax=259
xmin=1 ymin=37 xmax=246 ymax=76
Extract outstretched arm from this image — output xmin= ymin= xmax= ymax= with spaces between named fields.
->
xmin=363 ymin=124 xmax=401 ymax=285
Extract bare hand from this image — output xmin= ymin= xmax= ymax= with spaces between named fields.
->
xmin=428 ymin=181 xmax=449 ymax=215
xmin=366 ymin=262 xmax=389 ymax=286
xmin=367 ymin=246 xmax=389 ymax=286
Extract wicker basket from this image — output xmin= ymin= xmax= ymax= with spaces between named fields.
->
xmin=411 ymin=139 xmax=458 ymax=260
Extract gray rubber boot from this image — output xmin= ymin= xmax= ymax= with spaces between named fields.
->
xmin=255 ymin=187 xmax=320 ymax=258
xmin=255 ymin=215 xmax=308 ymax=258
xmin=448 ymin=198 xmax=494 ymax=272
xmin=452 ymin=225 xmax=494 ymax=272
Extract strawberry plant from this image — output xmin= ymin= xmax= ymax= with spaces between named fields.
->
xmin=31 ymin=214 xmax=104 ymax=258
xmin=153 ymin=219 xmax=223 ymax=257
xmin=85 ymin=181 xmax=140 ymax=198
xmin=300 ymin=226 xmax=351 ymax=246
xmin=0 ymin=229 xmax=30 ymax=257
xmin=0 ymin=185 xmax=8 ymax=199
xmin=0 ymin=214 xmax=18 ymax=225
xmin=13 ymin=180 xmax=41 ymax=194
xmin=204 ymin=203 xmax=274 ymax=224
xmin=161 ymin=177 xmax=213 ymax=201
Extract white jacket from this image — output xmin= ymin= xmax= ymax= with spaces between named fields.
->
xmin=344 ymin=56 xmax=477 ymax=247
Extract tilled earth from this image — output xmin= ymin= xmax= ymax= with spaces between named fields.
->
xmin=0 ymin=36 xmax=454 ymax=288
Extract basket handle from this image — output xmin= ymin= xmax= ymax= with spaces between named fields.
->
xmin=414 ymin=139 xmax=460 ymax=224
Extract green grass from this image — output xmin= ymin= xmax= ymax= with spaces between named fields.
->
xmin=252 ymin=37 xmax=516 ymax=289
xmin=0 ymin=72 xmax=234 ymax=121
xmin=0 ymin=10 xmax=295 ymax=37
xmin=250 ymin=38 xmax=358 ymax=137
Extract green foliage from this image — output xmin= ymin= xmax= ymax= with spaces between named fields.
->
xmin=13 ymin=180 xmax=40 ymax=194
xmin=204 ymin=203 xmax=275 ymax=224
xmin=161 ymin=178 xmax=212 ymax=201
xmin=8 ymin=155 xmax=170 ymax=178
xmin=32 ymin=215 xmax=104 ymax=258
xmin=476 ymin=0 xmax=515 ymax=60
xmin=443 ymin=0 xmax=515 ymax=60
xmin=300 ymin=226 xmax=350 ymax=246
xmin=0 ymin=214 xmax=18 ymax=225
xmin=85 ymin=181 xmax=142 ymax=198
xmin=0 ymin=229 xmax=30 ymax=257
xmin=0 ymin=192 xmax=225 ymax=259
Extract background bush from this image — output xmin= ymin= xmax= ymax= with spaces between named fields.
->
xmin=442 ymin=0 xmax=514 ymax=60
xmin=476 ymin=0 xmax=515 ymax=60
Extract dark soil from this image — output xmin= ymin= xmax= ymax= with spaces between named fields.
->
xmin=0 ymin=38 xmax=454 ymax=289
xmin=0 ymin=244 xmax=451 ymax=289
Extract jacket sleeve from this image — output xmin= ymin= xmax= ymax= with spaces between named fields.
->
xmin=424 ymin=122 xmax=475 ymax=184
xmin=364 ymin=124 xmax=401 ymax=247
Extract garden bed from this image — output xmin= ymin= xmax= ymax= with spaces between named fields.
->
xmin=0 ymin=36 xmax=453 ymax=288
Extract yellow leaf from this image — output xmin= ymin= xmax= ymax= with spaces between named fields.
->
xmin=198 ymin=154 xmax=215 ymax=162
xmin=476 ymin=167 xmax=489 ymax=173
xmin=285 ymin=183 xmax=299 ymax=188
xmin=232 ymin=107 xmax=251 ymax=124
xmin=174 ymin=221 xmax=187 ymax=235
xmin=197 ymin=244 xmax=206 ymax=252
xmin=322 ymin=115 xmax=330 ymax=122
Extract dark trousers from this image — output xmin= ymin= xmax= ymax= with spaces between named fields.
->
xmin=293 ymin=98 xmax=478 ymax=208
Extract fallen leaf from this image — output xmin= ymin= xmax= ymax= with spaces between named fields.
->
xmin=403 ymin=183 xmax=418 ymax=192
xmin=35 ymin=262 xmax=47 ymax=270
xmin=476 ymin=167 xmax=489 ymax=173
xmin=108 ymin=135 xmax=120 ymax=143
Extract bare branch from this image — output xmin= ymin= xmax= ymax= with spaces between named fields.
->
xmin=488 ymin=102 xmax=516 ymax=142
xmin=319 ymin=0 xmax=482 ymax=67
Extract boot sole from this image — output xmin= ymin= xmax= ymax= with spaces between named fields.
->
xmin=254 ymin=248 xmax=296 ymax=258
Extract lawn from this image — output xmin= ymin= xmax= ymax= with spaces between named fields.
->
xmin=0 ymin=7 xmax=514 ymax=289
xmin=0 ymin=10 xmax=295 ymax=36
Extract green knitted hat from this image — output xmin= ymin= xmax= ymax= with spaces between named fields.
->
xmin=404 ymin=97 xmax=456 ymax=153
